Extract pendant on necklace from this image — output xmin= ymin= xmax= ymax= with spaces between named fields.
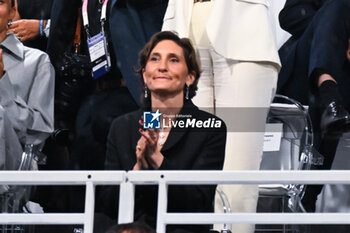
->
xmin=158 ymin=129 xmax=165 ymax=146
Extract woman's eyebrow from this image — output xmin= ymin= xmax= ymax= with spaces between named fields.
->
xmin=150 ymin=51 xmax=182 ymax=58
xmin=150 ymin=52 xmax=160 ymax=57
xmin=167 ymin=52 xmax=180 ymax=57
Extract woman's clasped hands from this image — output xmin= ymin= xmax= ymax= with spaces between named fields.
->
xmin=133 ymin=118 xmax=164 ymax=170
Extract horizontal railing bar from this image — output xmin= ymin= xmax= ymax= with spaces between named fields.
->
xmin=1 ymin=170 xmax=350 ymax=185
xmin=2 ymin=213 xmax=350 ymax=225
xmin=127 ymin=170 xmax=350 ymax=185
xmin=164 ymin=213 xmax=350 ymax=224
xmin=0 ymin=171 xmax=125 ymax=185
xmin=0 ymin=214 xmax=84 ymax=224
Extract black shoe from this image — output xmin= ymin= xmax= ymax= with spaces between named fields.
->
xmin=320 ymin=101 xmax=350 ymax=135
xmin=51 ymin=128 xmax=70 ymax=146
xmin=301 ymin=196 xmax=316 ymax=212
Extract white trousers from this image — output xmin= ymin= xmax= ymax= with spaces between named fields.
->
xmin=192 ymin=47 xmax=277 ymax=233
xmin=190 ymin=4 xmax=278 ymax=231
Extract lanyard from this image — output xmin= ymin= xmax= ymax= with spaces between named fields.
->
xmin=82 ymin=0 xmax=109 ymax=37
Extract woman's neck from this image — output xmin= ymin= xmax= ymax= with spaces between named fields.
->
xmin=151 ymin=92 xmax=184 ymax=116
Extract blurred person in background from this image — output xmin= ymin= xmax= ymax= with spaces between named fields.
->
xmin=277 ymin=0 xmax=350 ymax=211
xmin=41 ymin=0 xmax=168 ymax=217
xmin=0 ymin=0 xmax=54 ymax=170
xmin=7 ymin=0 xmax=53 ymax=51
xmin=46 ymin=0 xmax=169 ymax=171
xmin=162 ymin=0 xmax=281 ymax=232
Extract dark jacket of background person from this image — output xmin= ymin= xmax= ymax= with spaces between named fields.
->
xmin=277 ymin=0 xmax=329 ymax=102
xmin=67 ymin=0 xmax=139 ymax=171
xmin=46 ymin=0 xmax=144 ymax=171
xmin=109 ymin=0 xmax=169 ymax=105
xmin=47 ymin=0 xmax=168 ymax=106
xmin=277 ymin=0 xmax=350 ymax=106
xmin=99 ymin=100 xmax=227 ymax=233
xmin=279 ymin=0 xmax=328 ymax=39
xmin=16 ymin=0 xmax=53 ymax=51
xmin=46 ymin=0 xmax=80 ymax=67
xmin=46 ymin=0 xmax=168 ymax=168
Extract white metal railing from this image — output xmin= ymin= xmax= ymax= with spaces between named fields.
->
xmin=125 ymin=170 xmax=350 ymax=232
xmin=0 ymin=171 xmax=125 ymax=233
xmin=1 ymin=170 xmax=350 ymax=233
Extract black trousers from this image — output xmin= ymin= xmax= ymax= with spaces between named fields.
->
xmin=278 ymin=0 xmax=350 ymax=208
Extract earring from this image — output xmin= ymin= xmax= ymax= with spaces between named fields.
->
xmin=144 ymin=85 xmax=148 ymax=98
xmin=8 ymin=20 xmax=13 ymax=28
xmin=185 ymin=85 xmax=189 ymax=100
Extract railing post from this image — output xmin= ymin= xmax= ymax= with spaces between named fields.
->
xmin=118 ymin=176 xmax=135 ymax=223
xmin=156 ymin=176 xmax=168 ymax=233
xmin=84 ymin=181 xmax=95 ymax=233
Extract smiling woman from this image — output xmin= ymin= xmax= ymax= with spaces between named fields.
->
xmin=99 ymin=31 xmax=227 ymax=233
xmin=139 ymin=31 xmax=201 ymax=104
xmin=142 ymin=39 xmax=194 ymax=100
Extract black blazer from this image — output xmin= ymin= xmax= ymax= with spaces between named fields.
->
xmin=99 ymin=100 xmax=227 ymax=233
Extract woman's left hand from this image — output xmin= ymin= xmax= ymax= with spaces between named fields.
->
xmin=139 ymin=128 xmax=164 ymax=169
xmin=8 ymin=19 xmax=40 ymax=42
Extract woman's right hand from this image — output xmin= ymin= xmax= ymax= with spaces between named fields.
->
xmin=133 ymin=120 xmax=149 ymax=170
xmin=133 ymin=136 xmax=149 ymax=170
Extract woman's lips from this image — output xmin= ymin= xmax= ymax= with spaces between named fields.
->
xmin=154 ymin=76 xmax=171 ymax=80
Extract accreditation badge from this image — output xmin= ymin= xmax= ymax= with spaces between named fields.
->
xmin=87 ymin=31 xmax=111 ymax=79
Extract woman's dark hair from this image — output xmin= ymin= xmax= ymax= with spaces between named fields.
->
xmin=138 ymin=31 xmax=201 ymax=104
xmin=105 ymin=222 xmax=155 ymax=233
xmin=11 ymin=0 xmax=15 ymax=7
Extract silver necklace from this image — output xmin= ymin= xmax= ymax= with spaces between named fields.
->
xmin=158 ymin=127 xmax=165 ymax=146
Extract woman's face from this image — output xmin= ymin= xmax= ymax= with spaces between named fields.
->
xmin=142 ymin=39 xmax=195 ymax=98
xmin=0 ymin=0 xmax=15 ymax=36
